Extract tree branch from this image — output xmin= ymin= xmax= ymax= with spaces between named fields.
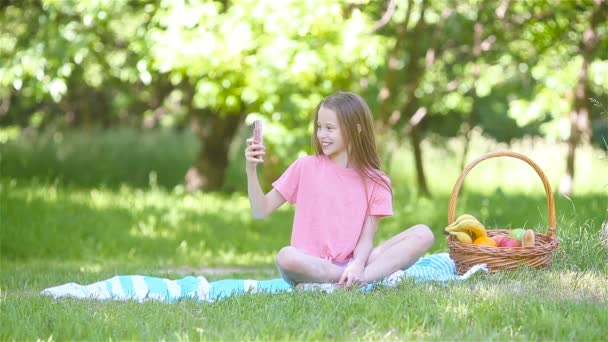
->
xmin=372 ymin=0 xmax=398 ymax=32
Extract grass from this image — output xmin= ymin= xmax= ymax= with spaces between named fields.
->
xmin=1 ymin=128 xmax=607 ymax=340
xmin=3 ymin=275 xmax=607 ymax=340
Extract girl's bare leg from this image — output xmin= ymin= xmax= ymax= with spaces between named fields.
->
xmin=276 ymin=246 xmax=344 ymax=285
xmin=277 ymin=224 xmax=435 ymax=286
xmin=363 ymin=224 xmax=435 ymax=282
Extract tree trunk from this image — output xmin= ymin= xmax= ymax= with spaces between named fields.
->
xmin=378 ymin=0 xmax=453 ymax=198
xmin=411 ymin=124 xmax=431 ymax=197
xmin=460 ymin=20 xmax=484 ymax=176
xmin=185 ymin=112 xmax=245 ymax=192
xmin=559 ymin=0 xmax=605 ymax=195
xmin=460 ymin=128 xmax=472 ymax=172
xmin=399 ymin=0 xmax=431 ymax=197
xmin=376 ymin=0 xmax=413 ymax=127
xmin=561 ymin=59 xmax=591 ymax=195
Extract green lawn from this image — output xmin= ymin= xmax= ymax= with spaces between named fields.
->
xmin=1 ymin=130 xmax=607 ymax=340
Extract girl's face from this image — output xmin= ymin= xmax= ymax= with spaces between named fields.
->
xmin=316 ymin=106 xmax=347 ymax=162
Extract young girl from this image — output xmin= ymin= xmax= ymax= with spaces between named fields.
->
xmin=244 ymin=91 xmax=434 ymax=288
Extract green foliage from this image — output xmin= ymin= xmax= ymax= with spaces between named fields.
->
xmin=1 ymin=0 xmax=396 ymax=191
xmin=503 ymin=0 xmax=608 ymax=141
xmin=0 ymin=0 xmax=387 ymax=130
xmin=369 ymin=0 xmax=608 ymax=145
xmin=0 ymin=0 xmax=156 ymax=127
xmin=0 ymin=128 xmax=198 ymax=189
xmin=2 ymin=0 xmax=607 ymax=193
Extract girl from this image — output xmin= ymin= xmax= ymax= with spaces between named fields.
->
xmin=244 ymin=91 xmax=434 ymax=288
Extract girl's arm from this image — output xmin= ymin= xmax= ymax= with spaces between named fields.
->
xmin=339 ymin=215 xmax=379 ymax=287
xmin=351 ymin=215 xmax=378 ymax=266
xmin=246 ymin=174 xmax=286 ymax=219
xmin=245 ymin=138 xmax=286 ymax=219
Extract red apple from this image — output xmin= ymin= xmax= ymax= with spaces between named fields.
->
xmin=492 ymin=235 xmax=507 ymax=245
xmin=498 ymin=236 xmax=521 ymax=247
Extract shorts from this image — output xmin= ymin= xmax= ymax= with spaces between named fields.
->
xmin=332 ymin=258 xmax=353 ymax=268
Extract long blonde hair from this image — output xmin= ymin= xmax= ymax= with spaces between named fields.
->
xmin=312 ymin=91 xmax=391 ymax=193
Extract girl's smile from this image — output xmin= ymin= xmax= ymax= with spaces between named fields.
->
xmin=316 ymin=106 xmax=348 ymax=167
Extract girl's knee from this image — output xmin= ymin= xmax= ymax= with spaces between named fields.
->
xmin=412 ymin=224 xmax=435 ymax=247
xmin=276 ymin=246 xmax=300 ymax=272
xmin=276 ymin=246 xmax=299 ymax=286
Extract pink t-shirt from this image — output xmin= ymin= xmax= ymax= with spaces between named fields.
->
xmin=272 ymin=155 xmax=393 ymax=263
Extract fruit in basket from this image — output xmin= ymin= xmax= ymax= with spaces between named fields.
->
xmin=450 ymin=231 xmax=473 ymax=244
xmin=444 ymin=214 xmax=490 ymax=244
xmin=473 ymin=236 xmax=497 ymax=247
xmin=491 ymin=234 xmax=507 ymax=245
xmin=445 ymin=214 xmax=479 ymax=231
xmin=498 ymin=236 xmax=521 ymax=247
xmin=522 ymin=229 xmax=535 ymax=247
xmin=446 ymin=219 xmax=487 ymax=239
xmin=509 ymin=228 xmax=526 ymax=241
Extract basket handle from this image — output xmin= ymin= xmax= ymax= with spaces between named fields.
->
xmin=447 ymin=151 xmax=557 ymax=238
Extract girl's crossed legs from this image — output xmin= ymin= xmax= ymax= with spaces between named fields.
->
xmin=276 ymin=224 xmax=435 ymax=286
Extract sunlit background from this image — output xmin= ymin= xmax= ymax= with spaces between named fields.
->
xmin=1 ymin=0 xmax=607 ymax=267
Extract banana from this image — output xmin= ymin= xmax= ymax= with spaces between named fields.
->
xmin=445 ymin=217 xmax=480 ymax=233
xmin=447 ymin=218 xmax=487 ymax=239
xmin=445 ymin=214 xmax=479 ymax=231
xmin=444 ymin=214 xmax=480 ymax=235
xmin=448 ymin=231 xmax=473 ymax=244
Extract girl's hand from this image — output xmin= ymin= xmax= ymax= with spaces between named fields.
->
xmin=245 ymin=137 xmax=265 ymax=171
xmin=338 ymin=261 xmax=365 ymax=289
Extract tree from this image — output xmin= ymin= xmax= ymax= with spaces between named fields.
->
xmin=561 ymin=0 xmax=607 ymax=195
xmin=372 ymin=0 xmax=608 ymax=197
xmin=1 ymin=0 xmax=388 ymax=191
xmin=146 ymin=0 xmax=388 ymax=191
xmin=372 ymin=0 xmax=516 ymax=196
xmin=499 ymin=0 xmax=608 ymax=195
xmin=0 ymin=1 xmax=168 ymax=130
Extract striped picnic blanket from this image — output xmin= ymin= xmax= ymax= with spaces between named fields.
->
xmin=41 ymin=253 xmax=487 ymax=302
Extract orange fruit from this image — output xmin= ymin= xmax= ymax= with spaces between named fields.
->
xmin=473 ymin=236 xmax=498 ymax=247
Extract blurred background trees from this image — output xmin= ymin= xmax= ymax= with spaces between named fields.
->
xmin=1 ymin=0 xmax=606 ymax=195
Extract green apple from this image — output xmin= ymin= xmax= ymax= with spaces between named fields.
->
xmin=509 ymin=228 xmax=526 ymax=241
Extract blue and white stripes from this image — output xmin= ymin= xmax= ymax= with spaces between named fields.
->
xmin=41 ymin=253 xmax=487 ymax=302
xmin=41 ymin=275 xmax=213 ymax=302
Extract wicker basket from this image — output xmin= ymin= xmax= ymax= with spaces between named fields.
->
xmin=446 ymin=151 xmax=559 ymax=274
